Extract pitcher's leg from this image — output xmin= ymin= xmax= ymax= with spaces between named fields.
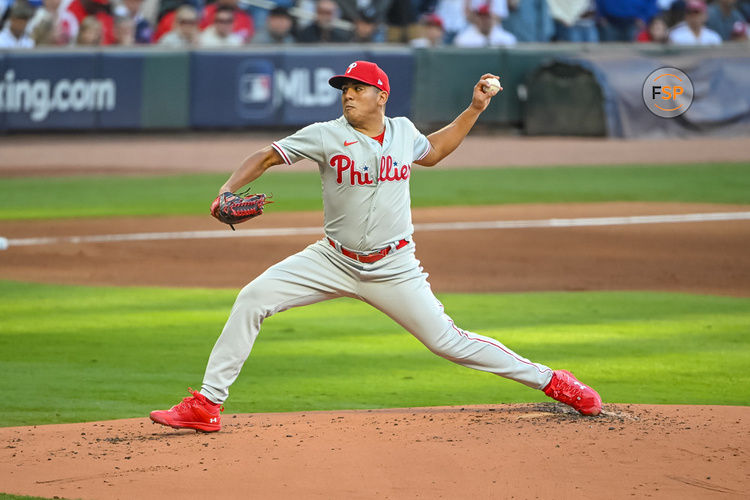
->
xmin=360 ymin=269 xmax=553 ymax=390
xmin=201 ymin=243 xmax=355 ymax=403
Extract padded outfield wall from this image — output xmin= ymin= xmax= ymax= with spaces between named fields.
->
xmin=0 ymin=47 xmax=414 ymax=132
xmin=0 ymin=44 xmax=747 ymax=135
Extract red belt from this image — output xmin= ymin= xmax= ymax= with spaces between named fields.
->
xmin=328 ymin=238 xmax=409 ymax=264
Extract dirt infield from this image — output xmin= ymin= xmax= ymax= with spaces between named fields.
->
xmin=2 ymin=135 xmax=749 ymax=498
xmin=1 ymin=202 xmax=749 ymax=295
xmin=1 ymin=404 xmax=748 ymax=499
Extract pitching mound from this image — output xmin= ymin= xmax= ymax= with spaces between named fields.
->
xmin=1 ymin=403 xmax=748 ymax=499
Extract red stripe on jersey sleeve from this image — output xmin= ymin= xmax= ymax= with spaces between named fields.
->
xmin=271 ymin=142 xmax=292 ymax=165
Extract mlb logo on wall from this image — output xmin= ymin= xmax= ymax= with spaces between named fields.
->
xmin=239 ymin=74 xmax=271 ymax=104
xmin=236 ymin=59 xmax=275 ymax=120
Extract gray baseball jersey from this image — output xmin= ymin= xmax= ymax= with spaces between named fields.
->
xmin=272 ymin=115 xmax=431 ymax=252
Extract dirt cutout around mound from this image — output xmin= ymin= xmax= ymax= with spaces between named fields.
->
xmin=1 ymin=404 xmax=748 ymax=499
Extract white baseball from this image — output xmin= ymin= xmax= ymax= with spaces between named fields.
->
xmin=483 ymin=77 xmax=501 ymax=97
xmin=0 ymin=237 xmax=8 ymax=251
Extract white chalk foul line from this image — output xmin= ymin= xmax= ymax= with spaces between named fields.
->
xmin=414 ymin=211 xmax=750 ymax=231
xmin=6 ymin=226 xmax=325 ymax=247
xmin=5 ymin=211 xmax=750 ymax=248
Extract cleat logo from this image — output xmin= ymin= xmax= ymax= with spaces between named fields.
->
xmin=573 ymin=381 xmax=587 ymax=390
xmin=210 ymin=417 xmax=218 ymax=423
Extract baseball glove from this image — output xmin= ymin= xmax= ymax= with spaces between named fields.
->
xmin=210 ymin=190 xmax=270 ymax=230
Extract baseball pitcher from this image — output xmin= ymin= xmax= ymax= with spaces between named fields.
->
xmin=150 ymin=61 xmax=602 ymax=432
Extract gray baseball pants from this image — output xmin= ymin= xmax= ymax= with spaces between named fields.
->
xmin=201 ymin=239 xmax=553 ymax=404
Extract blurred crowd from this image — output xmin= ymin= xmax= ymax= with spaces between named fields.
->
xmin=0 ymin=0 xmax=748 ymax=49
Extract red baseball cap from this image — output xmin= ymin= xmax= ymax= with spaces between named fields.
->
xmin=329 ymin=61 xmax=390 ymax=94
xmin=475 ymin=4 xmax=491 ymax=16
xmin=422 ymin=13 xmax=444 ymax=30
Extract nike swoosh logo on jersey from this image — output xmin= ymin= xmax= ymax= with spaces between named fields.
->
xmin=344 ymin=140 xmax=358 ymax=146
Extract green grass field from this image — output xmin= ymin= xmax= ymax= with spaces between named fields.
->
xmin=1 ymin=161 xmax=748 ymax=432
xmin=0 ymin=162 xmax=748 ymax=219
xmin=1 ymin=280 xmax=748 ymax=428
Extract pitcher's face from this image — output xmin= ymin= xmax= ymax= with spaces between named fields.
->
xmin=340 ymin=80 xmax=387 ymax=127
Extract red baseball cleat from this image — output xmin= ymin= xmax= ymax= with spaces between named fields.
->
xmin=150 ymin=388 xmax=224 ymax=432
xmin=543 ymin=370 xmax=602 ymax=416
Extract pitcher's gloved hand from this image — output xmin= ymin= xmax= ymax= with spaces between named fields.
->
xmin=210 ymin=190 xmax=270 ymax=230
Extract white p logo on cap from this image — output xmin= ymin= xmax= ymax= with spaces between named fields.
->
xmin=346 ymin=62 xmax=357 ymax=73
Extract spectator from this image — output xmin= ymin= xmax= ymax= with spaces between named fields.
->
xmin=434 ymin=0 xmax=469 ymax=42
xmin=662 ymin=0 xmax=687 ymax=27
xmin=200 ymin=4 xmax=243 ymax=46
xmin=252 ymin=6 xmax=295 ymax=44
xmin=434 ymin=0 xmax=509 ymax=43
xmin=75 ymin=14 xmax=102 ymax=45
xmin=352 ymin=5 xmax=379 ymax=43
xmin=385 ymin=0 xmax=418 ymax=43
xmin=113 ymin=0 xmax=152 ymax=44
xmin=333 ymin=0 xmax=390 ymax=25
xmin=152 ymin=1 xmax=198 ymax=42
xmin=27 ymin=0 xmax=58 ymax=37
xmin=453 ymin=3 xmax=516 ymax=47
xmin=200 ymin=0 xmax=254 ymax=43
xmin=30 ymin=17 xmax=56 ymax=45
xmin=113 ymin=14 xmax=135 ymax=45
xmin=410 ymin=13 xmax=446 ymax=47
xmin=504 ymin=0 xmax=554 ymax=42
xmin=596 ymin=0 xmax=659 ymax=42
xmin=636 ymin=14 xmax=669 ymax=42
xmin=548 ymin=0 xmax=598 ymax=42
xmin=158 ymin=4 xmax=199 ymax=47
xmin=26 ymin=0 xmax=67 ymax=45
xmin=669 ymin=0 xmax=722 ymax=45
xmin=729 ymin=19 xmax=748 ymax=40
xmin=0 ymin=0 xmax=35 ymax=48
xmin=706 ymin=0 xmax=746 ymax=40
xmin=64 ymin=0 xmax=116 ymax=45
xmin=297 ymin=0 xmax=352 ymax=43
xmin=55 ymin=2 xmax=80 ymax=44
xmin=245 ymin=0 xmax=297 ymax=39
